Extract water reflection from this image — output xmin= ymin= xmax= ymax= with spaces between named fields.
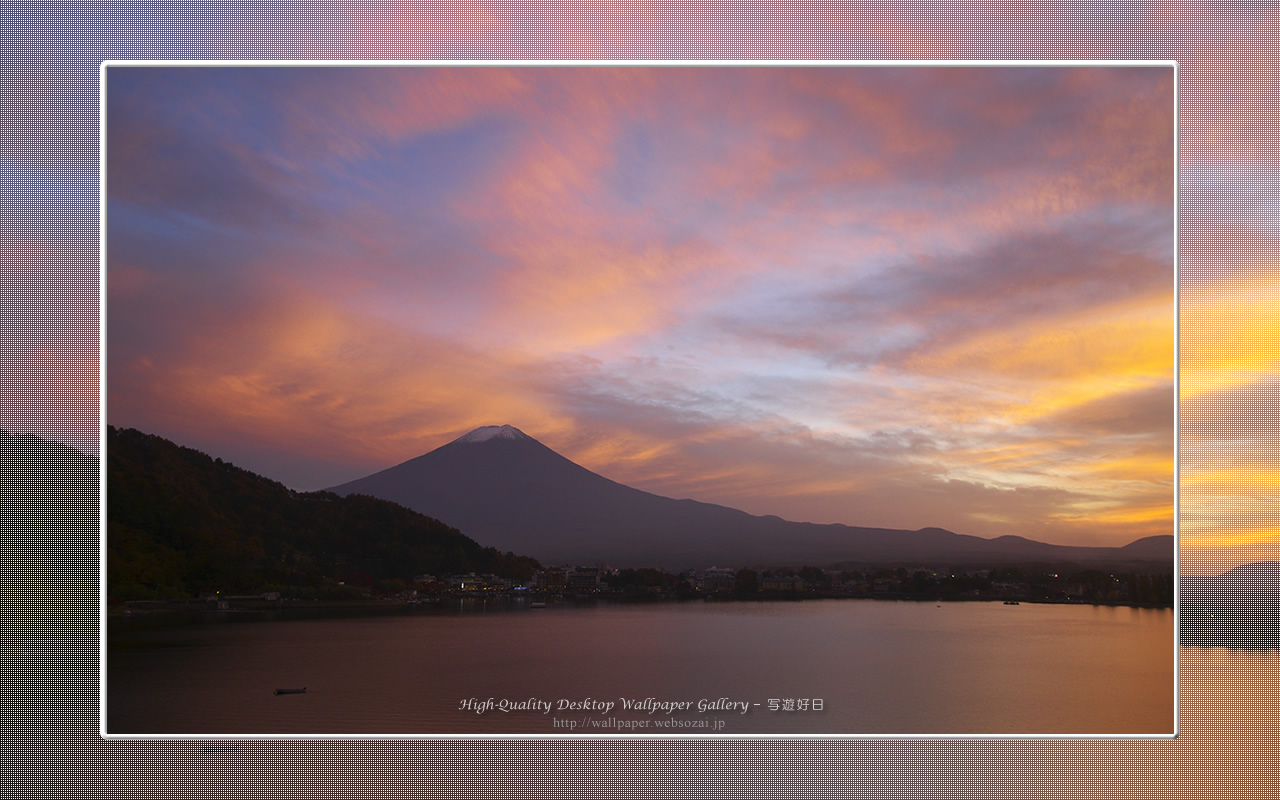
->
xmin=93 ymin=609 xmax=1280 ymax=797
xmin=108 ymin=600 xmax=1173 ymax=735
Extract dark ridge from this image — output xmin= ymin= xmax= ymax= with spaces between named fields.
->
xmin=2 ymin=428 xmax=99 ymax=543
xmin=106 ymin=426 xmax=540 ymax=601
xmin=1181 ymin=562 xmax=1280 ymax=650
xmin=2 ymin=429 xmax=100 ymax=639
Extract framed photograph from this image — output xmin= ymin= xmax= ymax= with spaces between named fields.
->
xmin=102 ymin=62 xmax=1176 ymax=739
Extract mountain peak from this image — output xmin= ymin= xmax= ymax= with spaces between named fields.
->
xmin=329 ymin=427 xmax=1176 ymax=570
xmin=455 ymin=425 xmax=532 ymax=444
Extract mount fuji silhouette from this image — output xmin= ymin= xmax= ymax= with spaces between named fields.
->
xmin=328 ymin=425 xmax=1172 ymax=569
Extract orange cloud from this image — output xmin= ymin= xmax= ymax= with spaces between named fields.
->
xmin=903 ymin=293 xmax=1173 ymax=394
xmin=110 ymin=286 xmax=576 ymax=480
xmin=103 ymin=65 xmax=1178 ymax=551
xmin=1182 ymin=272 xmax=1280 ymax=396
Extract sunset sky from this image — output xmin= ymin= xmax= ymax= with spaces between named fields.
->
xmin=105 ymin=64 xmax=1175 ymax=548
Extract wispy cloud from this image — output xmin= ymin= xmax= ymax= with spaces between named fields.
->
xmin=106 ymin=65 xmax=1175 ymax=548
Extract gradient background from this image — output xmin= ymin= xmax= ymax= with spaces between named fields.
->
xmin=2 ymin=3 xmax=1276 ymax=798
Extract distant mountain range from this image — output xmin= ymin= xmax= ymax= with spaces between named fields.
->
xmin=329 ymin=424 xmax=1174 ymax=570
xmin=15 ymin=424 xmax=1280 ymax=642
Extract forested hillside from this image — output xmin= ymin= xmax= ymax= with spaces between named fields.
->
xmin=107 ymin=426 xmax=540 ymax=600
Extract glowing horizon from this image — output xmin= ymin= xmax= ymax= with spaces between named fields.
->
xmin=105 ymin=65 xmax=1176 ymax=549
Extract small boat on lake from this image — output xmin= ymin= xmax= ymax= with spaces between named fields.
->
xmin=273 ymin=687 xmax=307 ymax=695
xmin=529 ymin=602 xmax=547 ymax=608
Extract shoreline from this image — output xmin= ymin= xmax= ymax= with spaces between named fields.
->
xmin=106 ymin=591 xmax=1174 ymax=623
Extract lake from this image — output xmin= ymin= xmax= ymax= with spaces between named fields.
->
xmin=106 ymin=598 xmax=1175 ymax=736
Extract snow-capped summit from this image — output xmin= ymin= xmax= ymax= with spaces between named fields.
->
xmin=326 ymin=423 xmax=1173 ymax=569
xmin=455 ymin=424 xmax=531 ymax=444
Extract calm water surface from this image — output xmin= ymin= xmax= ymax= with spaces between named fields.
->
xmin=107 ymin=599 xmax=1174 ymax=735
